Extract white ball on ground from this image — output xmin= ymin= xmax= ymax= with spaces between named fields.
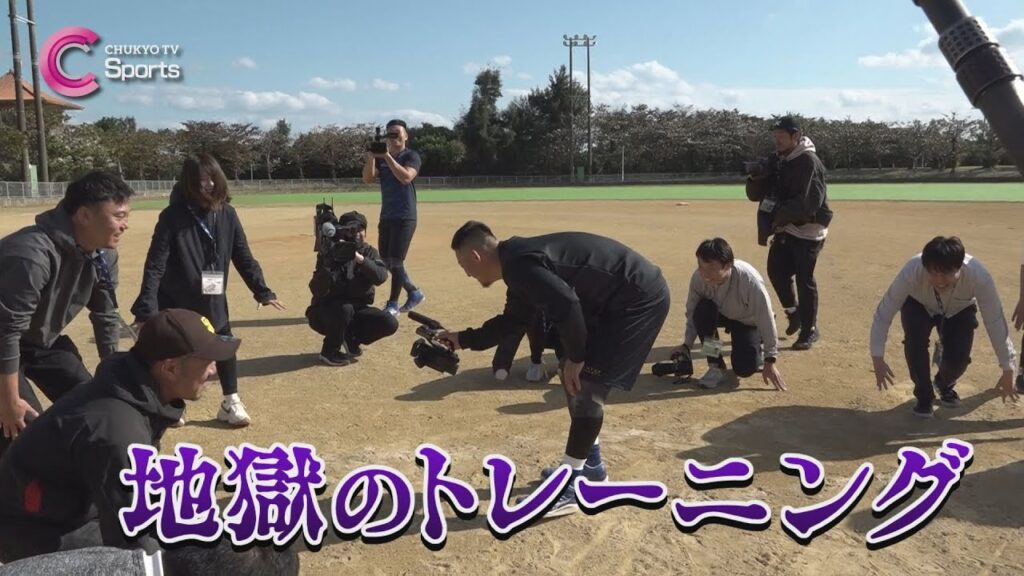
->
xmin=494 ymin=368 xmax=509 ymax=381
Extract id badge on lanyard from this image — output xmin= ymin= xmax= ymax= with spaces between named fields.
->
xmin=191 ymin=207 xmax=224 ymax=295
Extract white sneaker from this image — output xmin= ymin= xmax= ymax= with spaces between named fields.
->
xmin=170 ymin=415 xmax=186 ymax=428
xmin=697 ymin=366 xmax=725 ymax=389
xmin=217 ymin=398 xmax=252 ymax=427
xmin=525 ymin=363 xmax=545 ymax=382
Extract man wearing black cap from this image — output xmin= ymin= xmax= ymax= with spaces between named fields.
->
xmin=362 ymin=118 xmax=426 ymax=317
xmin=0 ymin=308 xmax=239 ymax=562
xmin=746 ymin=116 xmax=832 ymax=350
xmin=306 ymin=210 xmax=399 ymax=366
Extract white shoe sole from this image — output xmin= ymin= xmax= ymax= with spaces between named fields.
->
xmin=544 ymin=502 xmax=579 ymax=518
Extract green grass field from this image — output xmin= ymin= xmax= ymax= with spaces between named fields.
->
xmin=128 ymin=182 xmax=1024 ymax=210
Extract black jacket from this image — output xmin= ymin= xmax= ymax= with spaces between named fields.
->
xmin=0 ymin=351 xmax=183 ymax=552
xmin=0 ymin=207 xmax=120 ymax=372
xmin=307 ymin=243 xmax=389 ymax=308
xmin=746 ymin=149 xmax=833 ymax=244
xmin=459 ymin=232 xmax=665 ymax=362
xmin=131 ymin=184 xmax=276 ymax=331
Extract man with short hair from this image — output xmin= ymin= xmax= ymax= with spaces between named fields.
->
xmin=439 ymin=222 xmax=671 ymax=517
xmin=746 ymin=116 xmax=832 ymax=350
xmin=674 ymin=238 xmax=787 ymax=391
xmin=0 ymin=170 xmax=134 ymax=448
xmin=0 ymin=308 xmax=240 ymax=562
xmin=362 ymin=118 xmax=425 ymax=316
xmin=870 ymin=236 xmax=1018 ymax=417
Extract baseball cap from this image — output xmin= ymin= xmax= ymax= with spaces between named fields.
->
xmin=771 ymin=116 xmax=801 ymax=134
xmin=134 ymin=309 xmax=240 ymax=365
xmin=338 ymin=210 xmax=368 ymax=230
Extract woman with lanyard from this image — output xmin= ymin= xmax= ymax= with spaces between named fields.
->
xmin=130 ymin=154 xmax=285 ymax=427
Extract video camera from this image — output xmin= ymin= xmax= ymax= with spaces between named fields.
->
xmin=407 ymin=311 xmax=460 ymax=375
xmin=742 ymin=154 xmax=779 ymax=178
xmin=651 ymin=346 xmax=694 ymax=382
xmin=313 ymin=201 xmax=361 ymax=264
xmin=367 ymin=126 xmax=387 ymax=155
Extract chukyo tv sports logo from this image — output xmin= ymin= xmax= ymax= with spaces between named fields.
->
xmin=42 ymin=26 xmax=182 ymax=98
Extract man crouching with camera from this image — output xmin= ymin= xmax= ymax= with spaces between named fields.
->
xmin=306 ymin=210 xmax=398 ymax=366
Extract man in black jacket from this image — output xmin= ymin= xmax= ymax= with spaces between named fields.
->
xmin=439 ymin=222 xmax=670 ymax=518
xmin=746 ymin=116 xmax=833 ymax=350
xmin=0 ymin=171 xmax=134 ymax=451
xmin=306 ymin=211 xmax=398 ymax=366
xmin=0 ymin=308 xmax=240 ymax=563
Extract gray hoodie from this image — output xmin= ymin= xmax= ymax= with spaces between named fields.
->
xmin=0 ymin=206 xmax=120 ymax=373
xmin=0 ymin=547 xmax=159 ymax=575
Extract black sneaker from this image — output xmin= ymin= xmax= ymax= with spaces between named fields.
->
xmin=938 ymin=389 xmax=961 ymax=408
xmin=319 ymin=349 xmax=355 ymax=366
xmin=784 ymin=310 xmax=800 ymax=336
xmin=792 ymin=327 xmax=820 ymax=351
xmin=912 ymin=402 xmax=934 ymax=418
xmin=1016 ymin=373 xmax=1024 ymax=394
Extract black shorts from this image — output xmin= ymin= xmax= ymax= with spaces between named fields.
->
xmin=580 ymin=276 xmax=671 ymax=391
xmin=378 ymin=219 xmax=417 ymax=261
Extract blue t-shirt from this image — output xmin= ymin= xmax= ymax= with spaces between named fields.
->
xmin=378 ymin=148 xmax=422 ymax=221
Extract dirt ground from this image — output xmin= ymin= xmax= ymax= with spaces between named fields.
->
xmin=2 ymin=198 xmax=1023 ymax=576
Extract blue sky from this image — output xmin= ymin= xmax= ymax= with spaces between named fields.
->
xmin=5 ymin=0 xmax=1023 ymax=131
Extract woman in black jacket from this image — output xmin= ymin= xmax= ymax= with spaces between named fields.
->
xmin=130 ymin=154 xmax=285 ymax=427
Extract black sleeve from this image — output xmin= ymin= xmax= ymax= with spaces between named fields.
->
xmin=358 ymin=245 xmax=389 ymax=286
xmin=87 ymin=249 xmax=120 ymax=359
xmin=773 ymin=155 xmax=825 ymax=228
xmin=228 ymin=209 xmax=277 ymax=303
xmin=745 ymin=176 xmax=769 ymax=202
xmin=0 ymin=254 xmax=50 ymax=373
xmin=131 ymin=210 xmax=174 ymax=322
xmin=459 ymin=288 xmax=533 ymax=351
xmin=74 ymin=435 xmax=160 ymax=553
xmin=463 ymin=259 xmax=588 ymax=361
xmin=509 ymin=258 xmax=587 ymax=362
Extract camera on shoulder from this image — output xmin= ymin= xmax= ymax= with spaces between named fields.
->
xmin=367 ymin=126 xmax=387 ymax=155
xmin=313 ymin=201 xmax=364 ymax=265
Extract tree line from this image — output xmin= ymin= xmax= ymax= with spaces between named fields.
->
xmin=0 ymin=66 xmax=1013 ymax=183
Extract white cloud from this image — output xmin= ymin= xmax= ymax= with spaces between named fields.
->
xmin=586 ymin=60 xmax=695 ymax=108
xmin=515 ymin=72 xmax=532 ymax=80
xmin=236 ymin=91 xmax=335 ymax=112
xmin=551 ymin=60 xmax=982 ymax=122
xmin=116 ymin=92 xmax=154 ymax=106
xmin=372 ymin=78 xmax=399 ymax=91
xmin=506 ymin=88 xmax=531 ymax=99
xmin=233 ymin=57 xmax=257 ymax=69
xmin=309 ymin=76 xmax=357 ymax=91
xmin=858 ymin=18 xmax=1024 ymax=69
xmin=114 ymin=85 xmax=338 ymax=114
xmin=387 ymin=109 xmax=452 ymax=127
xmin=463 ymin=55 xmax=514 ymax=75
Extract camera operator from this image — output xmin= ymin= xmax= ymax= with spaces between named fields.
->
xmin=438 ymin=222 xmax=670 ymax=518
xmin=672 ymin=238 xmax=786 ymax=391
xmin=745 ymin=116 xmax=832 ymax=351
xmin=362 ymin=119 xmax=425 ymax=316
xmin=306 ymin=211 xmax=398 ymax=366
